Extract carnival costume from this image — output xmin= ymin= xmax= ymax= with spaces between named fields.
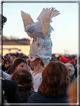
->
xmin=21 ymin=7 xmax=60 ymax=91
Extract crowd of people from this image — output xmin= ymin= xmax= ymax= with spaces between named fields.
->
xmin=1 ymin=52 xmax=80 ymax=105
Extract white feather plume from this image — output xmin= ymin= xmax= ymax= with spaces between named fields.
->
xmin=37 ymin=7 xmax=60 ymax=20
xmin=37 ymin=7 xmax=60 ymax=37
xmin=21 ymin=11 xmax=33 ymax=30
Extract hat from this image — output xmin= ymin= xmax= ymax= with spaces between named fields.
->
xmin=70 ymin=59 xmax=75 ymax=65
xmin=21 ymin=7 xmax=60 ymax=66
xmin=60 ymin=56 xmax=69 ymax=63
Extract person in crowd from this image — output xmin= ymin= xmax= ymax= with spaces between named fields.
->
xmin=11 ymin=69 xmax=34 ymax=102
xmin=27 ymin=61 xmax=70 ymax=103
xmin=2 ymin=56 xmax=5 ymax=65
xmin=21 ymin=7 xmax=60 ymax=92
xmin=65 ymin=63 xmax=75 ymax=83
xmin=2 ymin=59 xmax=11 ymax=72
xmin=70 ymin=55 xmax=77 ymax=66
xmin=67 ymin=78 xmax=80 ymax=105
xmin=1 ymin=15 xmax=22 ymax=104
xmin=26 ymin=57 xmax=31 ymax=67
xmin=4 ymin=54 xmax=10 ymax=60
xmin=59 ymin=56 xmax=69 ymax=63
xmin=16 ymin=52 xmax=20 ymax=57
xmin=50 ymin=55 xmax=58 ymax=62
xmin=70 ymin=56 xmax=77 ymax=77
xmin=2 ymin=58 xmax=31 ymax=80
xmin=30 ymin=58 xmax=44 ymax=92
xmin=10 ymin=54 xmax=17 ymax=64
xmin=2 ymin=80 xmax=22 ymax=103
xmin=22 ymin=55 xmax=28 ymax=61
xmin=7 ymin=58 xmax=30 ymax=75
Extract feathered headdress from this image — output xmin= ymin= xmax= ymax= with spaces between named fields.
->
xmin=21 ymin=7 xmax=60 ymax=66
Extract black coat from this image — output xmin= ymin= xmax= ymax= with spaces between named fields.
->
xmin=27 ymin=92 xmax=69 ymax=103
xmin=2 ymin=65 xmax=10 ymax=72
xmin=2 ymin=80 xmax=22 ymax=103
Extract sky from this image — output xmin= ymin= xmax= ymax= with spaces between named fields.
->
xmin=2 ymin=1 xmax=79 ymax=55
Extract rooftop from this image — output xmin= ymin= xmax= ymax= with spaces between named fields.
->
xmin=2 ymin=36 xmax=31 ymax=45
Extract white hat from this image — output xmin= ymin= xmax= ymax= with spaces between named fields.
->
xmin=21 ymin=7 xmax=60 ymax=66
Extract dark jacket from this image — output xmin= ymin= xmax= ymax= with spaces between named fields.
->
xmin=74 ymin=65 xmax=77 ymax=78
xmin=2 ymin=65 xmax=10 ymax=72
xmin=70 ymin=74 xmax=75 ymax=83
xmin=27 ymin=92 xmax=68 ymax=103
xmin=18 ymin=85 xmax=34 ymax=103
xmin=2 ymin=80 xmax=22 ymax=103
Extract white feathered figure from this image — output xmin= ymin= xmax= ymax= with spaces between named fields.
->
xmin=21 ymin=7 xmax=60 ymax=66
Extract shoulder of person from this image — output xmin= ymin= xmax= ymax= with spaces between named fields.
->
xmin=3 ymin=80 xmax=22 ymax=103
xmin=27 ymin=92 xmax=39 ymax=103
xmin=3 ymin=80 xmax=18 ymax=93
xmin=33 ymin=72 xmax=42 ymax=78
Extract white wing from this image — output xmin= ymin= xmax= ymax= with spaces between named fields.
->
xmin=41 ymin=8 xmax=53 ymax=37
xmin=37 ymin=7 xmax=60 ymax=21
xmin=50 ymin=8 xmax=60 ymax=18
xmin=21 ymin=10 xmax=34 ymax=30
xmin=37 ymin=8 xmax=60 ymax=37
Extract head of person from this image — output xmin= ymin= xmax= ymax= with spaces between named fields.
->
xmin=65 ymin=63 xmax=75 ymax=77
xmin=67 ymin=78 xmax=79 ymax=104
xmin=7 ymin=58 xmax=27 ymax=74
xmin=38 ymin=61 xmax=70 ymax=97
xmin=3 ymin=59 xmax=10 ymax=68
xmin=22 ymin=55 xmax=28 ymax=61
xmin=70 ymin=55 xmax=77 ymax=66
xmin=30 ymin=58 xmax=44 ymax=68
xmin=10 ymin=54 xmax=16 ymax=64
xmin=11 ymin=69 xmax=33 ymax=90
